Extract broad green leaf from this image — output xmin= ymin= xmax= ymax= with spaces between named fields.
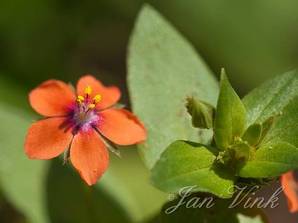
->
xmin=147 ymin=194 xmax=267 ymax=223
xmin=214 ymin=70 xmax=247 ymax=150
xmin=261 ymin=96 xmax=298 ymax=149
xmin=238 ymin=142 xmax=298 ymax=178
xmin=151 ymin=141 xmax=234 ymax=198
xmin=243 ymin=70 xmax=298 ymax=125
xmin=259 ymin=116 xmax=276 ymax=143
xmin=127 ymin=5 xmax=218 ymax=169
xmin=0 ymin=103 xmax=49 ymax=223
xmin=186 ymin=97 xmax=214 ymax=129
xmin=242 ymin=124 xmax=262 ymax=146
xmin=243 ymin=70 xmax=298 ymax=148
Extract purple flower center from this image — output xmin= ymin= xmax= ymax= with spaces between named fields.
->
xmin=70 ymin=105 xmax=100 ymax=133
xmin=66 ymin=88 xmax=103 ymax=134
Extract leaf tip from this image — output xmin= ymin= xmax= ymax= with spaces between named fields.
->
xmin=220 ymin=68 xmax=227 ymax=80
xmin=137 ymin=3 xmax=158 ymax=20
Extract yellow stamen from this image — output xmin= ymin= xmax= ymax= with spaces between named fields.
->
xmin=88 ymin=103 xmax=96 ymax=109
xmin=77 ymin=95 xmax=84 ymax=101
xmin=77 ymin=95 xmax=85 ymax=103
xmin=84 ymin=86 xmax=92 ymax=95
xmin=93 ymin=94 xmax=102 ymax=104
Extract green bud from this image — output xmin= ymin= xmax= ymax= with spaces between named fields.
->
xmin=186 ymin=97 xmax=214 ymax=129
xmin=231 ymin=142 xmax=251 ymax=161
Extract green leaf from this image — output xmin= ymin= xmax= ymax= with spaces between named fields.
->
xmin=186 ymin=97 xmax=214 ymax=129
xmin=258 ymin=116 xmax=276 ymax=144
xmin=127 ymin=5 xmax=218 ymax=169
xmin=261 ymin=96 xmax=298 ymax=149
xmin=238 ymin=142 xmax=298 ymax=178
xmin=151 ymin=141 xmax=234 ymax=198
xmin=214 ymin=69 xmax=247 ymax=150
xmin=243 ymin=70 xmax=298 ymax=125
xmin=243 ymin=70 xmax=298 ymax=149
xmin=0 ymin=104 xmax=49 ymax=223
xmin=242 ymin=124 xmax=262 ymax=146
xmin=241 ymin=71 xmax=298 ymax=178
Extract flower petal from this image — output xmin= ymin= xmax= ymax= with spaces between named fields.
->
xmin=98 ymin=109 xmax=147 ymax=146
xmin=70 ymin=130 xmax=109 ymax=185
xmin=281 ymin=171 xmax=298 ymax=213
xmin=25 ymin=117 xmax=73 ymax=159
xmin=29 ymin=80 xmax=75 ymax=117
xmin=76 ymin=75 xmax=121 ymax=109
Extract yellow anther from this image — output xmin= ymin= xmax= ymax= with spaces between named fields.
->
xmin=77 ymin=95 xmax=84 ymax=103
xmin=77 ymin=95 xmax=84 ymax=101
xmin=84 ymin=86 xmax=92 ymax=95
xmin=93 ymin=94 xmax=102 ymax=103
xmin=88 ymin=103 xmax=96 ymax=109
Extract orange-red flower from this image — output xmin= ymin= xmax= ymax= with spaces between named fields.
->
xmin=25 ymin=75 xmax=146 ymax=185
xmin=281 ymin=171 xmax=298 ymax=213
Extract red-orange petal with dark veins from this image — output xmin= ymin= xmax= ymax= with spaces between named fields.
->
xmin=70 ymin=130 xmax=109 ymax=186
xmin=281 ymin=171 xmax=298 ymax=213
xmin=25 ymin=117 xmax=73 ymax=159
xmin=29 ymin=80 xmax=75 ymax=117
xmin=98 ymin=109 xmax=147 ymax=146
xmin=76 ymin=75 xmax=121 ymax=110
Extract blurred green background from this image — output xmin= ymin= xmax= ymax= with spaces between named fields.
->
xmin=0 ymin=0 xmax=298 ymax=222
